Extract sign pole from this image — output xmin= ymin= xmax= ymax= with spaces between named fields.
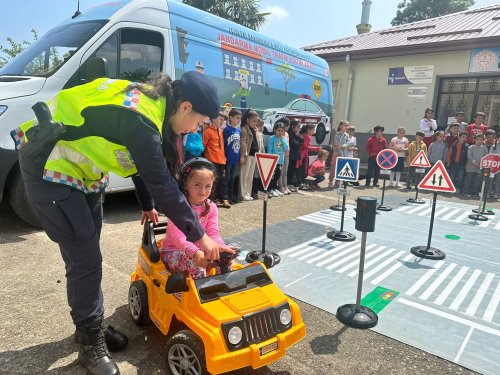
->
xmin=377 ymin=173 xmax=392 ymax=211
xmin=407 ymin=172 xmax=426 ymax=204
xmin=410 ymin=191 xmax=445 ymax=260
xmin=261 ymin=191 xmax=268 ymax=254
xmin=327 ymin=182 xmax=356 ymax=242
xmin=469 ymin=170 xmax=489 ymax=221
xmin=330 ymin=192 xmax=345 ymax=211
xmin=472 ymin=169 xmax=494 ymax=216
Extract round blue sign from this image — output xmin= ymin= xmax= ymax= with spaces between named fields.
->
xmin=376 ymin=149 xmax=398 ymax=169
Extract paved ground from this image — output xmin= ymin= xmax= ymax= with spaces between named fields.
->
xmin=1 ymin=181 xmax=498 ymax=374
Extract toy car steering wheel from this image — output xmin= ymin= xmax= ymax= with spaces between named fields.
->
xmin=213 ymin=249 xmax=241 ymax=274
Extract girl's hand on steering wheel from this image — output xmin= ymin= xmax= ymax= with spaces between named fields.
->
xmin=141 ymin=209 xmax=159 ymax=225
xmin=198 ymin=234 xmax=235 ymax=261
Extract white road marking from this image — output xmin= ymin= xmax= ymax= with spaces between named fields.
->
xmin=454 ymin=326 xmax=474 ymax=363
xmin=345 ymin=248 xmax=396 ymax=276
xmin=483 ymin=279 xmax=500 ymax=322
xmin=406 ymin=261 xmax=445 ymax=296
xmin=284 ymin=273 xmax=312 ymax=288
xmin=449 ymin=269 xmax=482 ymax=311
xmin=434 ymin=266 xmax=469 ymax=306
xmin=305 ymin=241 xmax=358 ymax=264
xmin=452 ymin=210 xmax=473 ymax=223
xmin=316 ymin=243 xmax=363 ymax=267
xmin=326 ymin=244 xmax=380 ymax=271
xmin=440 ymin=208 xmax=462 ymax=221
xmin=370 ymin=254 xmax=414 ymax=285
xmin=279 ymin=235 xmax=328 ymax=255
xmin=419 ymin=263 xmax=457 ymax=301
xmin=363 ymin=251 xmax=405 ymax=280
xmin=465 ymin=272 xmax=495 ymax=317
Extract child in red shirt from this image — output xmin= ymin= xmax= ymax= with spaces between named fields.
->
xmin=308 ymin=149 xmax=329 ymax=189
xmin=467 ymin=112 xmax=488 ymax=144
xmin=365 ymin=125 xmax=387 ymax=187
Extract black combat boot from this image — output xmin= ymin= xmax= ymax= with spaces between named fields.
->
xmin=75 ymin=322 xmax=128 ymax=352
xmin=76 ymin=317 xmax=120 ymax=375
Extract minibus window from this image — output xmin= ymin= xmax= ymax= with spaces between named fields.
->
xmin=0 ymin=21 xmax=106 ymax=77
xmin=95 ymin=34 xmax=118 ymax=78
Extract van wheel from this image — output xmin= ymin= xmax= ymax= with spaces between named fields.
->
xmin=165 ymin=330 xmax=207 ymax=375
xmin=128 ymin=280 xmax=150 ymax=325
xmin=8 ymin=170 xmax=41 ymax=228
xmin=315 ymin=122 xmax=327 ymax=145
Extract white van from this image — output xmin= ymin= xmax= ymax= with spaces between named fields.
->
xmin=0 ymin=0 xmax=333 ymax=226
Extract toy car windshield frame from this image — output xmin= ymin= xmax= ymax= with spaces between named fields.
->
xmin=194 ymin=263 xmax=272 ymax=303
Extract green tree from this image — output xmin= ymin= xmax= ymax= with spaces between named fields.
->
xmin=0 ymin=29 xmax=38 ymax=68
xmin=276 ymin=63 xmax=295 ymax=96
xmin=391 ymin=0 xmax=474 ymax=26
xmin=183 ymin=0 xmax=270 ymax=30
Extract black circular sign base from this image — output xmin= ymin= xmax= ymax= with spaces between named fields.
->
xmin=468 ymin=213 xmax=488 ymax=221
xmin=410 ymin=246 xmax=446 ymax=260
xmin=330 ymin=205 xmax=346 ymax=212
xmin=327 ymin=230 xmax=356 ymax=242
xmin=472 ymin=209 xmax=495 ymax=216
xmin=407 ymin=198 xmax=425 ymax=204
xmin=377 ymin=205 xmax=392 ymax=212
xmin=336 ymin=304 xmax=378 ymax=329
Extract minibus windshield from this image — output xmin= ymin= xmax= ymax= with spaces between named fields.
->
xmin=0 ymin=21 xmax=106 ymax=77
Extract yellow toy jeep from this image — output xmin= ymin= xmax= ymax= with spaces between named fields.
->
xmin=128 ymin=222 xmax=306 ymax=375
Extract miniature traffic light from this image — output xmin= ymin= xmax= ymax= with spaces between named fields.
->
xmin=354 ymin=196 xmax=377 ymax=232
xmin=483 ymin=168 xmax=491 ymax=179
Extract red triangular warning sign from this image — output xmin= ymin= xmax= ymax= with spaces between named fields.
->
xmin=255 ymin=153 xmax=279 ymax=190
xmin=410 ymin=150 xmax=431 ymax=167
xmin=418 ymin=160 xmax=456 ymax=192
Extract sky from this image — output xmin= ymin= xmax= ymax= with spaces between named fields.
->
xmin=1 ymin=0 xmax=499 ymax=54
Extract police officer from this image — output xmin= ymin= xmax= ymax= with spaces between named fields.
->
xmin=12 ymin=71 xmax=233 ymax=375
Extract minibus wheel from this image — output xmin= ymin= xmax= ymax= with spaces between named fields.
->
xmin=8 ymin=170 xmax=41 ymax=228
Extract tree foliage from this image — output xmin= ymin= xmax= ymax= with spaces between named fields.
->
xmin=0 ymin=29 xmax=38 ymax=68
xmin=276 ymin=63 xmax=295 ymax=95
xmin=183 ymin=0 xmax=269 ymax=30
xmin=391 ymin=0 xmax=475 ymax=26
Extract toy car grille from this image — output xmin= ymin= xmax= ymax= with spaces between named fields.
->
xmin=243 ymin=308 xmax=283 ymax=344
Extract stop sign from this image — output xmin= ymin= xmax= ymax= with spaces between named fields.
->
xmin=481 ymin=154 xmax=500 ymax=174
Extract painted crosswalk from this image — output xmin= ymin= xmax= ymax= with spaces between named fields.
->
xmin=278 ymin=236 xmax=500 ymax=324
xmin=395 ymin=203 xmax=499 ymax=229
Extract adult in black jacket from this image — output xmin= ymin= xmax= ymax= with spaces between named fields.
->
xmin=287 ymin=120 xmax=304 ymax=188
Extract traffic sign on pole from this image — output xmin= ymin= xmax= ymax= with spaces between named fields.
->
xmin=481 ymin=154 xmax=500 ymax=175
xmin=335 ymin=157 xmax=360 ymax=182
xmin=410 ymin=150 xmax=431 ymax=168
xmin=418 ymin=161 xmax=456 ymax=193
xmin=376 ymin=149 xmax=398 ymax=170
xmin=255 ymin=153 xmax=279 ymax=191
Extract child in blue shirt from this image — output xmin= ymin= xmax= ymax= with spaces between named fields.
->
xmin=183 ymin=125 xmax=204 ymax=161
xmin=267 ymin=122 xmax=289 ymax=197
xmin=223 ymin=108 xmax=242 ymax=203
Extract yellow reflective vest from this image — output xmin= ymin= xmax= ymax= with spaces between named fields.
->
xmin=11 ymin=78 xmax=166 ymax=193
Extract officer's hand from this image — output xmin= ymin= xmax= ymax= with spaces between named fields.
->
xmin=141 ymin=209 xmax=159 ymax=225
xmin=198 ymin=234 xmax=235 ymax=261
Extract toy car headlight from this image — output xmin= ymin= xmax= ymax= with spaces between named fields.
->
xmin=279 ymin=308 xmax=292 ymax=326
xmin=227 ymin=326 xmax=243 ymax=345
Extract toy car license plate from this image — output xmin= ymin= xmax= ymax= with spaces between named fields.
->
xmin=259 ymin=341 xmax=278 ymax=356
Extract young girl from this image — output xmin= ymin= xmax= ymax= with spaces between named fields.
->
xmin=268 ymin=122 xmax=289 ymax=196
xmin=328 ymin=120 xmax=351 ymax=189
xmin=389 ymin=127 xmax=409 ymax=188
xmin=279 ymin=118 xmax=291 ymax=194
xmin=161 ymin=158 xmax=227 ymax=280
xmin=239 ymin=109 xmax=260 ymax=200
xmin=420 ymin=107 xmax=437 ymax=147
xmin=287 ymin=120 xmax=304 ymax=191
xmin=299 ymin=124 xmax=321 ymax=190
xmin=309 ymin=149 xmax=329 ymax=189
xmin=427 ymin=130 xmax=448 ymax=166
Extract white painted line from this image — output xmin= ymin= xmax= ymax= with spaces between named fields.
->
xmin=452 ymin=210 xmax=472 ymax=223
xmin=336 ymin=245 xmax=390 ymax=274
xmin=405 ymin=261 xmax=445 ymax=296
xmin=450 ymin=269 xmax=482 ymax=311
xmin=326 ymin=244 xmax=381 ymax=271
xmin=454 ymin=326 xmax=474 ymax=363
xmin=440 ymin=208 xmax=462 ymax=221
xmin=419 ymin=263 xmax=457 ymax=301
xmin=483 ymin=279 xmax=500 ymax=322
xmin=289 ymin=244 xmax=328 ymax=258
xmin=433 ymin=206 xmax=454 ymax=218
xmin=479 ymin=217 xmax=492 ymax=227
xmin=465 ymin=272 xmax=495 ymax=317
xmin=297 ymin=248 xmax=327 ymax=261
xmin=395 ymin=205 xmax=412 ymax=212
xmin=306 ymin=241 xmax=358 ymax=264
xmin=279 ymin=235 xmax=328 ymax=255
xmin=363 ymin=251 xmax=405 ymax=280
xmin=345 ymin=248 xmax=396 ymax=276
xmin=416 ymin=207 xmax=433 ymax=217
xmin=315 ymin=243 xmax=362 ymax=267
xmin=398 ymin=298 xmax=500 ymax=337
xmin=370 ymin=254 xmax=414 ymax=285
xmin=434 ymin=266 xmax=469 ymax=306
xmin=407 ymin=204 xmax=432 ymax=214
xmin=298 ymin=216 xmax=337 ymax=228
xmin=284 ymin=273 xmax=312 ymax=288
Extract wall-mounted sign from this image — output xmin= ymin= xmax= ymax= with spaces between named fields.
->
xmin=408 ymin=87 xmax=427 ymax=98
xmin=469 ymin=48 xmax=500 ymax=72
xmin=388 ymin=65 xmax=434 ymax=85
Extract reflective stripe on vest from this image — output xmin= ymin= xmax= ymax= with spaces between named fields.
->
xmin=12 ymin=78 xmax=166 ymax=193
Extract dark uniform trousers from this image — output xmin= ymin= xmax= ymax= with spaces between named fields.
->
xmin=20 ymin=152 xmax=104 ymax=325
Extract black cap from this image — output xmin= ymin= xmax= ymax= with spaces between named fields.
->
xmin=179 ymin=71 xmax=220 ymax=119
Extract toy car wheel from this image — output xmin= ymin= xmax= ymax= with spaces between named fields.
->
xmin=315 ymin=122 xmax=327 ymax=145
xmin=165 ymin=330 xmax=207 ymax=375
xmin=128 ymin=280 xmax=150 ymax=325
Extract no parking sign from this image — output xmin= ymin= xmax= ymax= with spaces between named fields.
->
xmin=376 ymin=149 xmax=398 ymax=170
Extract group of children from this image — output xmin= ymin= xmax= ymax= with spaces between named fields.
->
xmin=349 ymin=110 xmax=500 ymax=198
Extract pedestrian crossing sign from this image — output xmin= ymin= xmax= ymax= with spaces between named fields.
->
xmin=335 ymin=157 xmax=360 ymax=182
xmin=418 ymin=160 xmax=456 ymax=193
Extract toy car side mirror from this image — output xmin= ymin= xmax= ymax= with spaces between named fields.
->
xmin=165 ymin=273 xmax=189 ymax=294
